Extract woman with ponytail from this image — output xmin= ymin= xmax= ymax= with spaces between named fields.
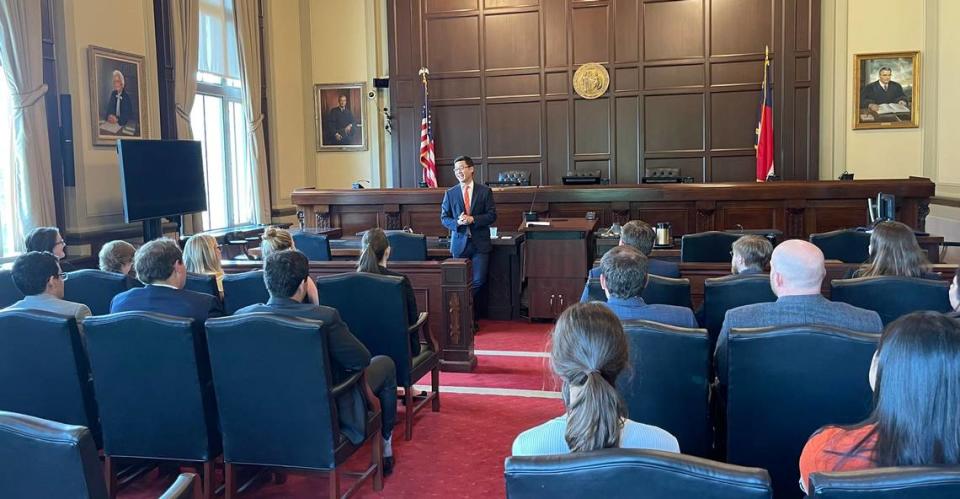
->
xmin=260 ymin=226 xmax=319 ymax=305
xmin=512 ymin=302 xmax=679 ymax=455
xmin=357 ymin=228 xmax=421 ymax=355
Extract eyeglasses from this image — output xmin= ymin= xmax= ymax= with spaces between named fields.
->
xmin=55 ymin=240 xmax=66 ymax=247
xmin=453 ymin=166 xmax=474 ymax=173
xmin=58 ymin=272 xmax=67 ymax=281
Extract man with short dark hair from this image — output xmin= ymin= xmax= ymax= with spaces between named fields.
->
xmin=6 ymin=251 xmax=90 ymax=322
xmin=580 ymin=220 xmax=679 ymax=302
xmin=235 ymin=249 xmax=400 ymax=474
xmin=730 ymin=235 xmax=772 ymax=275
xmin=109 ymin=238 xmax=222 ymax=322
xmin=599 ymin=246 xmax=697 ymax=327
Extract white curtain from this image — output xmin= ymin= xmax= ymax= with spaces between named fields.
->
xmin=0 ymin=0 xmax=55 ymax=239
xmin=234 ymin=0 xmax=270 ymax=223
xmin=171 ymin=0 xmax=202 ymax=233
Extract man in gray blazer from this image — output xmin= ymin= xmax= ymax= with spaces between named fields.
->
xmin=714 ymin=240 xmax=883 ymax=383
xmin=598 ymin=246 xmax=698 ymax=328
xmin=5 ymin=251 xmax=91 ymax=324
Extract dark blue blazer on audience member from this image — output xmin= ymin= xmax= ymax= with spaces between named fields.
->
xmin=440 ymin=182 xmax=497 ymax=258
xmin=603 ymin=296 xmax=698 ymax=328
xmin=109 ymin=284 xmax=223 ymax=323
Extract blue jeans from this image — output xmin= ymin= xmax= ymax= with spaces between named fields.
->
xmin=461 ymin=240 xmax=490 ymax=299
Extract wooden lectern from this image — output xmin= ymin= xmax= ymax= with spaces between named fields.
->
xmin=520 ymin=218 xmax=597 ymax=319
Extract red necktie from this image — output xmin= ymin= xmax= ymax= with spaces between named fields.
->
xmin=463 ymin=185 xmax=471 ymax=215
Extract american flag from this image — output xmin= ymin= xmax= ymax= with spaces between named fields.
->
xmin=755 ymin=46 xmax=775 ymax=181
xmin=420 ymin=105 xmax=438 ymax=188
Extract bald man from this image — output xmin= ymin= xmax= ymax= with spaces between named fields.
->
xmin=713 ymin=240 xmax=882 ymax=383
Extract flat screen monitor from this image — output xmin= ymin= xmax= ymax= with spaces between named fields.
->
xmin=118 ymin=139 xmax=207 ymax=222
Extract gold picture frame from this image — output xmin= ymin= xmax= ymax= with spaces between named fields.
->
xmin=314 ymin=82 xmax=367 ymax=151
xmin=88 ymin=46 xmax=148 ymax=146
xmin=853 ymin=51 xmax=920 ymax=130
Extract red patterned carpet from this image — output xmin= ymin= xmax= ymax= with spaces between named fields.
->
xmin=121 ymin=320 xmax=560 ymax=498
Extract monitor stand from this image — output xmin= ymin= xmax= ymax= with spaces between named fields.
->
xmin=142 ymin=218 xmax=163 ymax=242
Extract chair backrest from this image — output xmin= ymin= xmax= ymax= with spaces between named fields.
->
xmin=504 ymin=449 xmax=772 ymax=499
xmin=0 ymin=411 xmax=108 ymax=499
xmin=724 ymin=325 xmax=879 ymax=499
xmin=221 ymin=270 xmax=269 ymax=315
xmin=498 ymin=170 xmax=531 ymax=186
xmin=809 ymin=467 xmax=960 ymax=499
xmin=809 ymin=229 xmax=870 ymax=263
xmin=703 ymin=274 xmax=777 ymax=351
xmin=0 ymin=310 xmax=100 ymax=443
xmin=205 ymin=313 xmax=339 ymax=470
xmin=831 ymin=276 xmax=951 ymax=325
xmin=386 ymin=231 xmax=428 ymax=261
xmin=292 ymin=231 xmax=332 ymax=261
xmin=82 ymin=312 xmax=219 ymax=461
xmin=0 ymin=268 xmax=23 ymax=308
xmin=680 ymin=231 xmax=742 ymax=263
xmin=63 ymin=269 xmax=130 ymax=315
xmin=184 ymin=273 xmax=219 ymax=297
xmin=315 ymin=273 xmax=414 ymax=383
xmin=618 ymin=321 xmax=710 ymax=457
xmin=585 ymin=276 xmax=692 ymax=308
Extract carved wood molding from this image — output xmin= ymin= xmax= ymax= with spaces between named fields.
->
xmin=448 ymin=292 xmax=461 ymax=345
xmin=918 ymin=200 xmax=930 ymax=231
xmin=785 ymin=207 xmax=806 ymax=239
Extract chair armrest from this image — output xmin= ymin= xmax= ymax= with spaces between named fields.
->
xmin=406 ymin=311 xmax=428 ymax=335
xmin=331 ymin=371 xmax=381 ymax=414
xmin=409 ymin=312 xmax=440 ymax=352
xmin=158 ymin=472 xmax=200 ymax=499
xmin=332 ymin=371 xmax=363 ymax=398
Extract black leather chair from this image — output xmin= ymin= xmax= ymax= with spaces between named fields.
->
xmin=810 ymin=229 xmax=871 ymax=263
xmin=619 ymin=320 xmax=710 ymax=457
xmin=293 ymin=231 xmax=332 ymax=261
xmin=584 ymin=275 xmax=692 ymax=308
xmin=386 ymin=231 xmax=428 ymax=261
xmin=831 ymin=276 xmax=951 ymax=325
xmin=681 ymin=231 xmax=742 ymax=263
xmin=205 ymin=313 xmax=383 ymax=498
xmin=184 ymin=273 xmax=220 ymax=297
xmin=703 ymin=274 xmax=777 ymax=352
xmin=221 ymin=270 xmax=269 ymax=315
xmin=63 ymin=269 xmax=131 ymax=315
xmin=0 ymin=411 xmax=198 ymax=499
xmin=83 ymin=312 xmax=220 ymax=498
xmin=504 ymin=449 xmax=773 ymax=499
xmin=0 ymin=310 xmax=100 ymax=445
xmin=316 ymin=273 xmax=439 ymax=440
xmin=723 ymin=325 xmax=878 ymax=499
xmin=497 ymin=170 xmax=531 ymax=186
xmin=809 ymin=467 xmax=960 ymax=498
xmin=0 ymin=268 xmax=23 ymax=308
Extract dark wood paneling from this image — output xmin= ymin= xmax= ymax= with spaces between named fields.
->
xmin=615 ymin=67 xmax=640 ymax=91
xmin=574 ymin=99 xmax=610 ymax=155
xmin=486 ymin=0 xmax=538 ymax=8
xmin=615 ymin=96 xmax=639 ymax=184
xmin=432 ymin=104 xmax=482 ymax=159
xmin=710 ymin=156 xmax=757 ymax=182
xmin=486 ymin=102 xmax=541 ymax=157
xmin=646 ymin=64 xmax=703 ymax=89
xmin=485 ymin=11 xmax=540 ymax=70
xmin=426 ymin=16 xmax=480 ymax=72
xmin=430 ymin=77 xmax=482 ymax=100
xmin=427 ymin=0 xmax=478 ymax=13
xmin=614 ymin=0 xmax=640 ymax=63
xmin=572 ymin=5 xmax=609 ymax=64
xmin=643 ymin=0 xmax=704 ymax=61
xmin=645 ymin=157 xmax=705 ymax=183
xmin=710 ymin=0 xmax=771 ymax=56
xmin=644 ymin=94 xmax=704 ymax=152
xmin=486 ymin=74 xmax=539 ymax=97
xmin=711 ymin=90 xmax=762 ymax=150
xmin=546 ymin=100 xmax=569 ymax=182
xmin=712 ymin=60 xmax=763 ymax=86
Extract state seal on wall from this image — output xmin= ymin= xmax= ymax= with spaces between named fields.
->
xmin=573 ymin=63 xmax=609 ymax=100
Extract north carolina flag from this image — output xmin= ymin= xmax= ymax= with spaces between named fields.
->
xmin=419 ymin=105 xmax=438 ymax=188
xmin=755 ymin=47 xmax=775 ymax=181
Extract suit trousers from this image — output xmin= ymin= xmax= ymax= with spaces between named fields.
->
xmin=459 ymin=239 xmax=490 ymax=300
xmin=366 ymin=355 xmax=397 ymax=439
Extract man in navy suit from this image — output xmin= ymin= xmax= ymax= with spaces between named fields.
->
xmin=440 ymin=155 xmax=497 ymax=303
xmin=580 ymin=220 xmax=680 ymax=302
xmin=599 ymin=246 xmax=698 ymax=328
xmin=110 ymin=238 xmax=223 ymax=322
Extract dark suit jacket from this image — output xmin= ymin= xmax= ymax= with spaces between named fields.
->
xmin=109 ymin=284 xmax=223 ymax=324
xmin=603 ymin=296 xmax=698 ymax=328
xmin=714 ymin=294 xmax=882 ymax=385
xmin=860 ymin=80 xmax=908 ymax=108
xmin=106 ymin=90 xmax=133 ymax=126
xmin=325 ymin=106 xmax=357 ymax=145
xmin=580 ymin=260 xmax=681 ymax=303
xmin=440 ymin=182 xmax=497 ymax=257
xmin=379 ymin=265 xmax=421 ymax=356
xmin=235 ymin=297 xmax=372 ymax=444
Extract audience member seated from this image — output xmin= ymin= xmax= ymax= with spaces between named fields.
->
xmin=98 ymin=240 xmax=140 ymax=288
xmin=5 ymin=252 xmax=90 ymax=324
xmin=234 ymin=249 xmax=400 ymax=474
xmin=357 ymin=227 xmax=421 ymax=355
xmin=24 ymin=226 xmax=74 ymax=272
xmin=580 ymin=221 xmax=679 ymax=302
xmin=731 ymin=235 xmax=773 ymax=276
xmin=799 ymin=311 xmax=960 ymax=493
xmin=183 ymin=233 xmax=225 ymax=296
xmin=846 ymin=220 xmax=938 ymax=279
xmin=512 ymin=302 xmax=679 ymax=456
xmin=714 ymin=240 xmax=882 ymax=378
xmin=260 ymin=226 xmax=319 ymax=305
xmin=109 ymin=238 xmax=223 ymax=322
xmin=597 ymin=246 xmax=697 ymax=328
xmin=951 ymin=273 xmax=959 ymax=318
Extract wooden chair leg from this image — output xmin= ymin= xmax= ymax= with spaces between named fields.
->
xmin=372 ymin=429 xmax=383 ymax=491
xmin=104 ymin=455 xmax=117 ymax=499
xmin=431 ymin=365 xmax=440 ymax=412
xmin=225 ymin=463 xmax=236 ymax=499
xmin=202 ymin=460 xmax=214 ymax=499
xmin=329 ymin=469 xmax=340 ymax=499
xmin=404 ymin=386 xmax=414 ymax=441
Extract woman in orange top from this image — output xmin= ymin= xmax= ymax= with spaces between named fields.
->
xmin=799 ymin=311 xmax=960 ymax=493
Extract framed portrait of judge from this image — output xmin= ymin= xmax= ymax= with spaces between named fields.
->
xmin=853 ymin=51 xmax=920 ymax=130
xmin=315 ymin=83 xmax=367 ymax=151
xmin=88 ymin=46 xmax=147 ymax=146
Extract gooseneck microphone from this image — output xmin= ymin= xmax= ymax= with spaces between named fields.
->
xmin=524 ymin=187 xmax=539 ymax=222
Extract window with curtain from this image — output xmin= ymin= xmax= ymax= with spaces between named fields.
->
xmin=191 ymin=0 xmax=255 ymax=230
xmin=0 ymin=64 xmax=17 ymax=257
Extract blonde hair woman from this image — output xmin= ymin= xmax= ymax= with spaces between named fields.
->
xmin=259 ymin=226 xmax=319 ymax=305
xmin=99 ymin=240 xmax=136 ymax=275
xmin=183 ymin=233 xmax=225 ymax=295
